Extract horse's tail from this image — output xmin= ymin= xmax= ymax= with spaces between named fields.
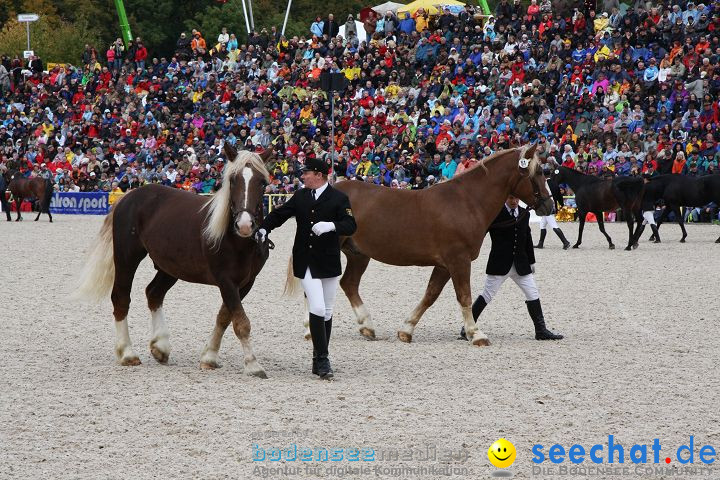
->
xmin=42 ymin=178 xmax=54 ymax=213
xmin=73 ymin=209 xmax=116 ymax=303
xmin=283 ymin=255 xmax=302 ymax=297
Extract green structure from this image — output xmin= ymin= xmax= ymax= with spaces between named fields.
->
xmin=477 ymin=0 xmax=491 ymax=15
xmin=113 ymin=0 xmax=133 ymax=45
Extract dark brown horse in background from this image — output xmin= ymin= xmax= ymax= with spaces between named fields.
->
xmin=8 ymin=172 xmax=54 ymax=222
xmin=75 ymin=145 xmax=275 ymax=377
xmin=552 ymin=166 xmax=644 ymax=250
xmin=293 ymin=144 xmax=553 ymax=347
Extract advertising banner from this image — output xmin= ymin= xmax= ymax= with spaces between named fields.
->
xmin=49 ymin=192 xmax=110 ymax=215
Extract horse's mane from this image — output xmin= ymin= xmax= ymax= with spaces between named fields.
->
xmin=449 ymin=145 xmax=539 ymax=183
xmin=559 ymin=165 xmax=603 ymax=185
xmin=202 ymin=150 xmax=270 ymax=248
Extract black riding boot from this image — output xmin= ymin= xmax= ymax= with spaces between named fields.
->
xmin=534 ymin=229 xmax=547 ymax=249
xmin=312 ymin=317 xmax=333 ymax=376
xmin=526 ymin=299 xmax=563 ymax=340
xmin=553 ymin=228 xmax=571 ymax=249
xmin=459 ymin=295 xmax=488 ymax=340
xmin=650 ymin=225 xmax=661 ymax=243
xmin=309 ymin=313 xmax=333 ymax=379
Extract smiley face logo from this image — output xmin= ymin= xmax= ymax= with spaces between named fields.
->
xmin=488 ymin=438 xmax=516 ymax=468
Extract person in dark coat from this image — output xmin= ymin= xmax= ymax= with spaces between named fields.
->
xmin=460 ymin=194 xmax=563 ymax=341
xmin=0 ymin=167 xmax=12 ymax=221
xmin=323 ymin=14 xmax=340 ymax=38
xmin=257 ymin=156 xmax=357 ymax=379
xmin=535 ymin=165 xmax=571 ymax=249
xmin=632 ymin=172 xmax=662 ymax=244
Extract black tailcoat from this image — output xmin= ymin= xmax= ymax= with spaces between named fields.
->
xmin=486 ymin=206 xmax=536 ymax=276
xmin=261 ymin=185 xmax=357 ymax=278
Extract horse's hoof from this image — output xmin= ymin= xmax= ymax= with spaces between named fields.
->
xmin=150 ymin=344 xmax=170 ymax=364
xmin=609 ymin=244 xmax=615 ymax=250
xmin=572 ymin=244 xmax=579 ymax=249
xmin=632 ymin=243 xmax=639 ymax=250
xmin=120 ymin=356 xmax=141 ymax=366
xmin=200 ymin=361 xmax=220 ymax=370
xmin=246 ymin=368 xmax=268 ymax=379
xmin=360 ymin=327 xmax=376 ymax=339
xmin=472 ymin=336 xmax=491 ymax=347
xmin=397 ymin=331 xmax=412 ymax=343
xmin=715 ymin=238 xmax=720 ymax=244
xmin=624 ymin=246 xmax=631 ymax=251
xmin=680 ymin=238 xmax=686 ymax=243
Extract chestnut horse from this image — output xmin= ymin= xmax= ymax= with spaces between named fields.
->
xmin=8 ymin=172 xmax=54 ymax=222
xmin=75 ymin=145 xmax=274 ymax=377
xmin=292 ymin=144 xmax=553 ymax=346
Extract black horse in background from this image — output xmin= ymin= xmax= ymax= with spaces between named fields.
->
xmin=553 ymin=166 xmax=644 ymax=250
xmin=638 ymin=174 xmax=720 ymax=244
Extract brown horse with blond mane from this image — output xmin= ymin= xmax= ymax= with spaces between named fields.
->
xmin=75 ymin=145 xmax=275 ymax=377
xmin=291 ymin=143 xmax=553 ymax=347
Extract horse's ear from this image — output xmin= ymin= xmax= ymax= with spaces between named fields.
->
xmin=518 ymin=143 xmax=536 ymax=169
xmin=223 ymin=142 xmax=237 ymax=163
xmin=524 ymin=142 xmax=537 ymax=159
xmin=259 ymin=145 xmax=275 ymax=165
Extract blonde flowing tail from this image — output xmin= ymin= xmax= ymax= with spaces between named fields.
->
xmin=283 ymin=255 xmax=302 ymax=297
xmin=73 ymin=210 xmax=116 ymax=303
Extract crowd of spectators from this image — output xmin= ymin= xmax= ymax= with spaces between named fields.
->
xmin=1 ymin=0 xmax=719 ymax=216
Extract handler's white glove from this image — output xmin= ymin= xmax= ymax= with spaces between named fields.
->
xmin=531 ymin=264 xmax=536 ymax=274
xmin=255 ymin=228 xmax=267 ymax=243
xmin=312 ymin=221 xmax=336 ymax=236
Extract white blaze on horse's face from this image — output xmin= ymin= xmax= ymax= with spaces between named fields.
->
xmin=235 ymin=167 xmax=255 ymax=237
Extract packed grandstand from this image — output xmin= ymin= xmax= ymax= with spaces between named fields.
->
xmin=1 ymin=0 xmax=719 ymax=218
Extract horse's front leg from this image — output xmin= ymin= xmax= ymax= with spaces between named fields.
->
xmin=219 ymin=282 xmax=266 ymax=378
xmin=597 ymin=213 xmax=614 ymax=249
xmin=573 ymin=211 xmax=586 ymax=248
xmin=449 ymin=260 xmax=490 ymax=347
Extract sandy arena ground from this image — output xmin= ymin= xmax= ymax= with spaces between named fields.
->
xmin=1 ymin=215 xmax=719 ymax=479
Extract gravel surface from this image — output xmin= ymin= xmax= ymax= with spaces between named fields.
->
xmin=1 ymin=215 xmax=719 ymax=479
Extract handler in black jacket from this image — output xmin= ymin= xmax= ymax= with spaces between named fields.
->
xmin=257 ymin=157 xmax=356 ymax=379
xmin=460 ymin=194 xmax=563 ymax=341
xmin=0 ymin=167 xmax=11 ymax=221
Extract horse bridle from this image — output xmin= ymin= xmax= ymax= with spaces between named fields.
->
xmin=230 ymin=188 xmax=275 ymax=250
xmin=510 ymin=166 xmax=551 ymax=209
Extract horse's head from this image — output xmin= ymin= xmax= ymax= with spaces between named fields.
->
xmin=549 ymin=164 xmax=567 ymax=184
xmin=509 ymin=143 xmax=554 ymax=216
xmin=203 ymin=143 xmax=273 ymax=247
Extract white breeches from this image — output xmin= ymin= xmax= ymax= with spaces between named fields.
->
xmin=301 ymin=267 xmax=340 ymax=321
xmin=539 ymin=215 xmax=559 ymax=229
xmin=641 ymin=210 xmax=656 ymax=226
xmin=481 ymin=265 xmax=540 ymax=303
